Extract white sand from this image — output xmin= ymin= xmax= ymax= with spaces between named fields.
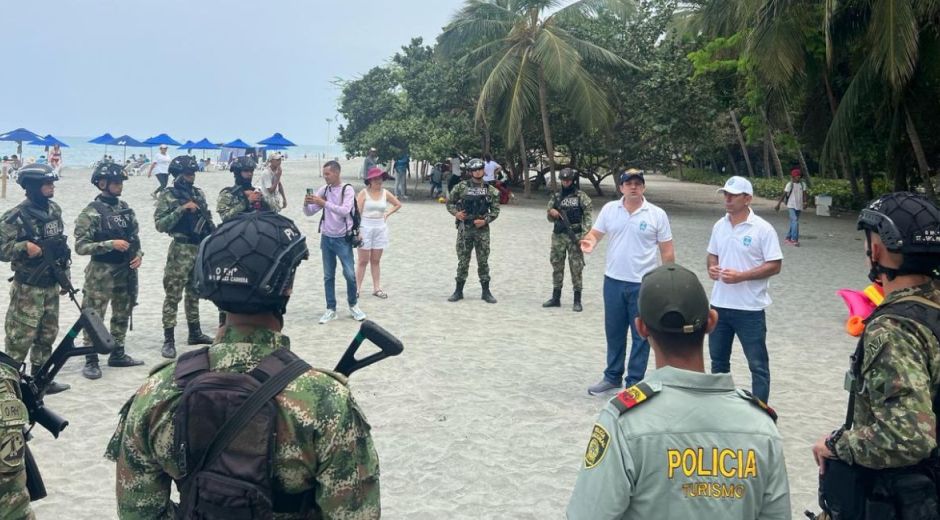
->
xmin=0 ymin=159 xmax=864 ymax=519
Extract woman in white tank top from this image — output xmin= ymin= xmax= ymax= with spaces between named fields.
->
xmin=356 ymin=167 xmax=402 ymax=299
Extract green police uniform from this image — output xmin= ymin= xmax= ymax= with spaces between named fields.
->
xmin=567 ymin=367 xmax=791 ymax=519
xmin=547 ymin=189 xmax=592 ymax=291
xmin=832 ymin=281 xmax=940 ymax=467
xmin=446 ymin=179 xmax=500 ymax=284
xmin=216 ymin=185 xmax=275 ymax=223
xmin=106 ymin=327 xmax=381 ymax=519
xmin=0 ymin=356 xmax=31 ymax=519
xmin=154 ymin=185 xmax=214 ymax=329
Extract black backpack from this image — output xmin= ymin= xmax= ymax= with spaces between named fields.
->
xmin=172 ymin=347 xmax=314 ymax=519
xmin=318 ymin=183 xmax=361 ymax=247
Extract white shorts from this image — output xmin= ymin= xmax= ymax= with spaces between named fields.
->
xmin=360 ymin=218 xmax=389 ymax=249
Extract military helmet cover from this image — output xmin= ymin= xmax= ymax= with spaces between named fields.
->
xmin=229 ymin=156 xmax=258 ymax=174
xmin=466 ymin=158 xmax=485 ymax=171
xmin=91 ymin=161 xmax=128 ymax=185
xmin=168 ymin=155 xmax=199 ymax=176
xmin=16 ymin=163 xmax=58 ymax=188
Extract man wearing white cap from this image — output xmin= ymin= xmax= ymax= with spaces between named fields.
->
xmin=147 ymin=144 xmax=172 ymax=197
xmin=707 ymin=176 xmax=783 ymax=403
xmin=259 ymin=152 xmax=286 ymax=211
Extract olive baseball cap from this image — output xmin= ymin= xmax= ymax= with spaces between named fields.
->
xmin=638 ymin=264 xmax=709 ymax=334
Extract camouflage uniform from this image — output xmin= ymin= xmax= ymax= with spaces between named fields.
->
xmin=446 ymin=180 xmax=500 ymax=284
xmin=154 ymin=186 xmax=214 ymax=329
xmin=216 ymin=185 xmax=275 ymax=223
xmin=106 ymin=327 xmax=381 ymax=519
xmin=0 ymin=356 xmax=32 ymax=519
xmin=74 ymin=195 xmax=143 ymax=345
xmin=0 ymin=200 xmax=68 ymax=366
xmin=833 ymin=281 xmax=940 ymax=468
xmin=546 ymin=190 xmax=592 ymax=291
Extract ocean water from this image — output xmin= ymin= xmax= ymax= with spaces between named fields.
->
xmin=0 ymin=136 xmax=343 ymax=168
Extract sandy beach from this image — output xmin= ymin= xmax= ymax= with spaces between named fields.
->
xmin=1 ymin=158 xmax=866 ymax=519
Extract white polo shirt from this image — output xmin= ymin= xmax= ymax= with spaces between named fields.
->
xmin=153 ymin=152 xmax=171 ymax=175
xmin=707 ymin=208 xmax=783 ymax=310
xmin=593 ymin=198 xmax=672 ymax=282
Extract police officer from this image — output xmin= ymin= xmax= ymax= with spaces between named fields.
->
xmin=544 ymin=168 xmax=592 ymax=312
xmin=812 ymin=192 xmax=940 ymax=519
xmin=0 ymin=352 xmax=30 ymax=518
xmin=74 ymin=161 xmax=145 ymax=379
xmin=0 ymin=164 xmax=70 ymax=394
xmin=216 ymin=156 xmax=274 ymax=222
xmin=154 ymin=155 xmax=215 ymax=359
xmin=567 ymin=264 xmax=791 ymax=519
xmin=106 ymin=212 xmax=381 ymax=518
xmin=445 ymin=158 xmax=500 ymax=303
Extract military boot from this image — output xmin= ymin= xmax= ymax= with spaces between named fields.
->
xmin=187 ymin=322 xmax=213 ymax=345
xmin=542 ymin=288 xmax=561 ymax=308
xmin=33 ymin=364 xmax=70 ymax=394
xmin=481 ymin=281 xmax=497 ymax=304
xmin=573 ymin=290 xmax=583 ymax=313
xmin=448 ymin=280 xmax=465 ymax=302
xmin=82 ymin=354 xmax=102 ymax=380
xmin=108 ymin=346 xmax=144 ymax=368
xmin=161 ymin=327 xmax=176 ymax=359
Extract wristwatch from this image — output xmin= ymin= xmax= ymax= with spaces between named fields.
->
xmin=825 ymin=428 xmax=844 ymax=459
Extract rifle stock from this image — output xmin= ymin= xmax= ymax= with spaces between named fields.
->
xmin=334 ymin=320 xmax=403 ymax=377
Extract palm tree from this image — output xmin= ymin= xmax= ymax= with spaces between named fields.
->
xmin=438 ymin=0 xmax=637 ymax=193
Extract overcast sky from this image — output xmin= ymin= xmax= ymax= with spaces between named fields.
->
xmin=0 ymin=0 xmax=467 ymax=144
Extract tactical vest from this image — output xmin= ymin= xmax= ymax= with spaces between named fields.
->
xmin=172 ymin=347 xmax=315 ymax=519
xmin=7 ymin=202 xmax=68 ymax=287
xmin=553 ymin=192 xmax=584 ymax=235
xmin=168 ymin=188 xmax=213 ymax=245
xmin=458 ymin=183 xmax=490 ymax=226
xmin=222 ymin=186 xmax=254 ymax=220
xmin=90 ymin=199 xmax=135 ymax=264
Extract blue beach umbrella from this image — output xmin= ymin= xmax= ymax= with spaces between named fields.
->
xmin=223 ymin=138 xmax=253 ymax=149
xmin=39 ymin=135 xmax=69 ymax=148
xmin=0 ymin=127 xmax=44 ymax=156
xmin=190 ymin=138 xmax=220 ymax=150
xmin=89 ymin=133 xmax=116 ymax=156
xmin=111 ymin=135 xmax=147 ymax=163
xmin=143 ymin=133 xmax=181 ymax=147
xmin=177 ymin=140 xmax=195 ymax=151
xmin=257 ymin=132 xmax=296 ymax=147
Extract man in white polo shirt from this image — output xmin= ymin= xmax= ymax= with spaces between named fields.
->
xmin=707 ymin=176 xmax=783 ymax=403
xmin=147 ymin=144 xmax=172 ymax=198
xmin=580 ymin=170 xmax=675 ymax=395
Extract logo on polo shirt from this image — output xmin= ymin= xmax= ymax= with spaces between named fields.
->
xmin=743 ymin=236 xmax=752 ymax=247
xmin=639 ymin=221 xmax=648 ymax=231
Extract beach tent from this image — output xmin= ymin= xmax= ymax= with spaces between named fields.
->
xmin=0 ymin=128 xmax=43 ymax=157
xmin=177 ymin=140 xmax=195 ymax=152
xmin=189 ymin=138 xmax=220 ymax=159
xmin=257 ymin=132 xmax=296 ymax=148
xmin=111 ymin=135 xmax=147 ymax=163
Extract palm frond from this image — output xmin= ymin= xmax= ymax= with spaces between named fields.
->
xmin=462 ymin=38 xmax=514 ymax=68
xmin=438 ymin=1 xmax=517 ymax=58
xmin=749 ymin=0 xmax=806 ymax=86
xmin=531 ymin=27 xmax=583 ymax=78
xmin=821 ymin=58 xmax=879 ymax=168
xmin=503 ymin=48 xmax=541 ymax=146
xmin=549 ymin=25 xmax=642 ymax=70
xmin=868 ymin=0 xmax=919 ymax=91
xmin=561 ymin=62 xmax=614 ymax=131
xmin=553 ymin=0 xmax=638 ymax=21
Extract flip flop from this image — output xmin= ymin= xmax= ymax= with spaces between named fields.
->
xmin=373 ymin=290 xmax=388 ymax=299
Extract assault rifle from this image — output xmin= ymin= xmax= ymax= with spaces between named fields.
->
xmin=552 ymin=195 xmax=581 ymax=244
xmin=127 ymin=238 xmax=140 ymax=331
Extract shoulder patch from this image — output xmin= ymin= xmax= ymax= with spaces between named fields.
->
xmin=583 ymin=423 xmax=610 ymax=469
xmin=610 ymin=382 xmax=658 ymax=415
xmin=736 ymin=389 xmax=777 ymax=422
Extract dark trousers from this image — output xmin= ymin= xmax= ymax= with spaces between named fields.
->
xmin=156 ymin=173 xmax=169 ymax=190
xmin=602 ymin=276 xmax=649 ymax=387
xmin=708 ymin=307 xmax=770 ymax=402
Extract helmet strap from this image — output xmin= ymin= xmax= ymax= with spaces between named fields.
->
xmin=25 ymin=183 xmax=50 ymax=209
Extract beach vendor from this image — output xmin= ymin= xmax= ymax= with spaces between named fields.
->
xmin=811 ymin=193 xmax=940 ymax=519
xmin=567 ymin=264 xmax=791 ymax=519
xmin=445 ymin=158 xmax=500 ymax=304
xmin=107 ymin=212 xmax=381 ymax=519
xmin=543 ymin=167 xmax=592 ymax=312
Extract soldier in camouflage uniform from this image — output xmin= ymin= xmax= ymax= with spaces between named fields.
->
xmin=813 ymin=192 xmax=940 ymax=518
xmin=0 ymin=352 xmax=31 ymax=519
xmin=445 ymin=158 xmax=500 ymax=304
xmin=154 ymin=155 xmax=215 ymax=360
xmin=216 ymin=156 xmax=274 ymax=223
xmin=543 ymin=168 xmax=592 ymax=312
xmin=74 ymin=162 xmax=145 ymax=380
xmin=0 ymin=164 xmax=70 ymax=394
xmin=106 ymin=212 xmax=381 ymax=518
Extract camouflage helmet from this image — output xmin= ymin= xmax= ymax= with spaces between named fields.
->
xmin=559 ymin=168 xmax=577 ymax=181
xmin=16 ymin=163 xmax=58 ymax=189
xmin=466 ymin=158 xmax=485 ymax=171
xmin=229 ymin=156 xmax=258 ymax=174
xmin=91 ymin=161 xmax=128 ymax=185
xmin=858 ymin=192 xmax=940 ymax=279
xmin=194 ymin=212 xmax=309 ymax=315
xmin=168 ymin=155 xmax=199 ymax=177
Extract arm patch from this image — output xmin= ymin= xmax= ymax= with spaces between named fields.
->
xmin=610 ymin=382 xmax=658 ymax=415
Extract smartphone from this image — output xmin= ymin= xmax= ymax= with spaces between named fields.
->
xmin=306 ymin=188 xmax=315 ymax=195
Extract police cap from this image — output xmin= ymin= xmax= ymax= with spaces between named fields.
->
xmin=638 ymin=265 xmax=709 ymax=334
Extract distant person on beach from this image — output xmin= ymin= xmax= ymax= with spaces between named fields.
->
xmin=775 ymin=168 xmax=808 ymax=247
xmin=361 ymin=147 xmax=378 ymax=182
xmin=544 ymin=168 xmax=592 ymax=312
xmin=811 ymin=193 xmax=940 ymax=519
xmin=259 ymin=152 xmax=287 ymax=210
xmin=707 ymin=176 xmax=782 ymax=403
xmin=429 ymin=162 xmax=444 ymax=198
xmin=49 ymin=143 xmax=62 ymax=170
xmin=446 ymin=158 xmax=500 ymax=304
xmin=567 ymin=264 xmax=791 ymax=520
xmin=355 ymin=167 xmax=402 ymax=299
xmin=147 ymin=144 xmax=172 ymax=196
xmin=393 ymin=153 xmax=409 ymax=198
xmin=580 ymin=169 xmax=675 ymax=396
xmin=483 ymin=154 xmax=501 ymax=184
xmin=106 ymin=212 xmax=381 ymax=519
xmin=304 ymin=160 xmax=367 ymax=324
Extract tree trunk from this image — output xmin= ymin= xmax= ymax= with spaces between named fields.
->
xmin=726 ymin=146 xmax=740 ymax=176
xmin=860 ymin=161 xmax=874 ymax=201
xmin=762 ymin=140 xmax=771 ymax=178
xmin=782 ymin=99 xmax=812 ymax=185
xmin=729 ymin=109 xmax=755 ymax=177
xmin=482 ymin=118 xmax=492 ymax=158
xmin=520 ymin=133 xmax=530 ymax=197
xmin=537 ymin=67 xmax=558 ymax=192
xmin=904 ymin=104 xmax=937 ymax=201
xmin=767 ymin=128 xmax=785 ymax=178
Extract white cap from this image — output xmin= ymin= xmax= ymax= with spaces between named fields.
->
xmin=717 ymin=176 xmax=753 ymax=195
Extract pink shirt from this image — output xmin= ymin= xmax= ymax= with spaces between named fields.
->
xmin=303 ymin=183 xmax=355 ymax=238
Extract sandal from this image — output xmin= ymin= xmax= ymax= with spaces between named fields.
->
xmin=373 ymin=290 xmax=388 ymax=299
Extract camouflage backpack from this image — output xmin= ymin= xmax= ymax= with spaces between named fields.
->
xmin=172 ymin=347 xmax=314 ymax=519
